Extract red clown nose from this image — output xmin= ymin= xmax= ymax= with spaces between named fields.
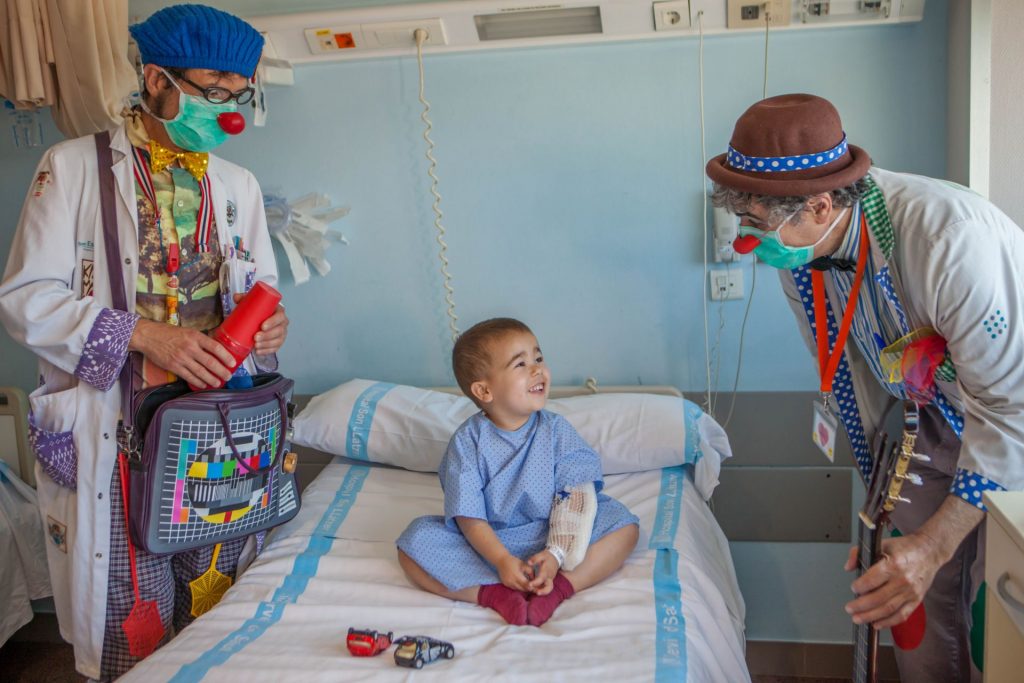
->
xmin=218 ymin=112 xmax=245 ymax=135
xmin=733 ymin=234 xmax=762 ymax=254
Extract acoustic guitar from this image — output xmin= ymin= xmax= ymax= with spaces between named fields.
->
xmin=852 ymin=400 xmax=927 ymax=683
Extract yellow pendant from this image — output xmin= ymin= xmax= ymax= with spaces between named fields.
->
xmin=189 ymin=543 xmax=233 ymax=618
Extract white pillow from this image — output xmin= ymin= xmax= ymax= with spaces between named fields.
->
xmin=292 ymin=379 xmax=731 ymax=499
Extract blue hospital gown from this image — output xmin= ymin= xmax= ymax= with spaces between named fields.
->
xmin=397 ymin=409 xmax=639 ymax=591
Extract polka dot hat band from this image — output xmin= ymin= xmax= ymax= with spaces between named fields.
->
xmin=727 ymin=135 xmax=849 ymax=174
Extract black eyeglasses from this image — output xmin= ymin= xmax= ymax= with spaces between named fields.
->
xmin=165 ymin=69 xmax=255 ymax=106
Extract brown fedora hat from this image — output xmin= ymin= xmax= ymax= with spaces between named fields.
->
xmin=706 ymin=93 xmax=871 ymax=197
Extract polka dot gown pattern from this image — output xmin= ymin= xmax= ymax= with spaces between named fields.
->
xmin=397 ymin=410 xmax=638 ymax=591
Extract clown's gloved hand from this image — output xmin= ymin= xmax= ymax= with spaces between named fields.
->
xmin=545 ymin=482 xmax=597 ymax=571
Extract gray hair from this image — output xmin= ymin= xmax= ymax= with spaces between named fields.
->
xmin=711 ymin=176 xmax=871 ymax=224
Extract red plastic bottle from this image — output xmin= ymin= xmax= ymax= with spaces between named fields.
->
xmin=191 ymin=281 xmax=282 ymax=390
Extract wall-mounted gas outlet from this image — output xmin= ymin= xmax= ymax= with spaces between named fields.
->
xmin=304 ymin=26 xmax=364 ymax=53
xmin=652 ymin=0 xmax=691 ymax=31
xmin=303 ymin=18 xmax=447 ymax=54
xmin=726 ymin=0 xmax=792 ymax=28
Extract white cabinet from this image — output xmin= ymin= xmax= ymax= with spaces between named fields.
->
xmin=983 ymin=491 xmax=1024 ymax=682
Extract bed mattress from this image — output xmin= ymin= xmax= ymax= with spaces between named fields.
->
xmin=120 ymin=460 xmax=748 ymax=682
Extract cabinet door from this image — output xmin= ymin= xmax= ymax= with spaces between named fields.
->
xmin=985 ymin=585 xmax=1024 ymax=682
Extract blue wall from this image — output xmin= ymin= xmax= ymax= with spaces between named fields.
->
xmin=0 ymin=0 xmax=950 ymax=647
xmin=0 ymin=1 xmax=949 ymax=401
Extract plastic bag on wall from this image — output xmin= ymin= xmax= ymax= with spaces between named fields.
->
xmin=264 ymin=193 xmax=349 ymax=285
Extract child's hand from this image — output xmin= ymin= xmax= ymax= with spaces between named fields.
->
xmin=496 ymin=554 xmax=533 ymax=592
xmin=526 ymin=550 xmax=559 ymax=595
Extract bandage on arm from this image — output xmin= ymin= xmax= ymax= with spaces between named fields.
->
xmin=546 ymin=482 xmax=597 ymax=571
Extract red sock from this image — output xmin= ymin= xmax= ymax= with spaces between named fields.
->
xmin=477 ymin=583 xmax=529 ymax=625
xmin=527 ymin=573 xmax=576 ymax=627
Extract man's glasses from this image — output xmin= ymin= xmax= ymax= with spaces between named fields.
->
xmin=165 ymin=69 xmax=255 ymax=106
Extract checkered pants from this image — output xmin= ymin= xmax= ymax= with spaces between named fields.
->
xmin=99 ymin=465 xmax=248 ymax=680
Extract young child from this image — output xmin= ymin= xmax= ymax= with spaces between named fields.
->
xmin=396 ymin=318 xmax=639 ymax=626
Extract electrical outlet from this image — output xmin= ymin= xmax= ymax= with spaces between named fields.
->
xmin=361 ymin=19 xmax=447 ymax=47
xmin=710 ymin=269 xmax=744 ymax=301
xmin=653 ymin=1 xmax=691 ymax=31
xmin=806 ymin=1 xmax=830 ymax=17
xmin=726 ymin=0 xmax=791 ymax=28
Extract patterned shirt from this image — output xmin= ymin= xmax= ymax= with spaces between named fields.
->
xmin=124 ymin=111 xmax=224 ymax=387
xmin=826 ymin=202 xmax=906 ymax=399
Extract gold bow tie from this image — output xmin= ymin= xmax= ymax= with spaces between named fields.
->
xmin=147 ymin=140 xmax=209 ymax=180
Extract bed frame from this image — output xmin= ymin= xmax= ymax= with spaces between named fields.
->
xmin=0 ymin=386 xmax=33 ymax=487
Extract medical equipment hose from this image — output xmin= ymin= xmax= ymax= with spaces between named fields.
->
xmin=415 ymin=28 xmax=460 ymax=343
xmin=697 ymin=10 xmax=712 ymax=414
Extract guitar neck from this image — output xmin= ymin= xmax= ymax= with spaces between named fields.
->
xmin=852 ymin=518 xmax=884 ymax=683
xmin=852 ymin=400 xmax=919 ymax=683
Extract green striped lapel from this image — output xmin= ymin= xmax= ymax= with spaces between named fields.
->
xmin=860 ymin=175 xmax=895 ymax=260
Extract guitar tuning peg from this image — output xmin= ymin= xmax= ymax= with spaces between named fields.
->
xmin=904 ymin=473 xmax=923 ymax=486
xmin=888 ymin=494 xmax=912 ymax=506
xmin=911 ymin=452 xmax=931 ymax=462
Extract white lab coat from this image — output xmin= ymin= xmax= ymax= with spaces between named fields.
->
xmin=782 ymin=167 xmax=1024 ymax=491
xmin=0 ymin=123 xmax=277 ymax=678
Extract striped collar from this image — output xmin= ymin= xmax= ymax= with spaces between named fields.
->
xmin=832 ymin=203 xmax=862 ymax=263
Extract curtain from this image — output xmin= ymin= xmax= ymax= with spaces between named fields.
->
xmin=0 ymin=0 xmax=135 ymax=138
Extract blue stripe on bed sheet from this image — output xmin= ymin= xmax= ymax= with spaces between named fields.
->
xmin=345 ymin=382 xmax=395 ymax=460
xmin=650 ymin=466 xmax=688 ymax=681
xmin=649 ymin=466 xmax=684 ymax=549
xmin=169 ymin=465 xmax=371 ymax=683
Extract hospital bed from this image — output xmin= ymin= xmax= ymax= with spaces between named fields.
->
xmin=118 ymin=380 xmax=750 ymax=682
xmin=0 ymin=386 xmax=51 ymax=648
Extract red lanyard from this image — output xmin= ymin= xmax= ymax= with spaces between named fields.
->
xmin=812 ymin=212 xmax=871 ymax=398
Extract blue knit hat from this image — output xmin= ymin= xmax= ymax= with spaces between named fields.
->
xmin=130 ymin=4 xmax=264 ymax=78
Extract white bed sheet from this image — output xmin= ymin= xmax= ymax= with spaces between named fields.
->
xmin=0 ymin=462 xmax=51 ymax=647
xmin=121 ymin=461 xmax=749 ymax=682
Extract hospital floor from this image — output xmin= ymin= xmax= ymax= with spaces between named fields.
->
xmin=0 ymin=615 xmax=898 ymax=682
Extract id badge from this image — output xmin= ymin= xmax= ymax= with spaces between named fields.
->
xmin=812 ymin=401 xmax=839 ymax=462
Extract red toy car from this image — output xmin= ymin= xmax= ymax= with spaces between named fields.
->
xmin=347 ymin=628 xmax=394 ymax=657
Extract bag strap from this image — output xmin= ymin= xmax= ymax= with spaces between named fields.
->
xmin=215 ymin=390 xmax=289 ymax=473
xmin=94 ymin=131 xmax=138 ymax=432
xmin=95 ymin=130 xmax=128 ymax=312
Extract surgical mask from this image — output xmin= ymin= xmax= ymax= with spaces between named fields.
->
xmin=739 ymin=207 xmax=849 ymax=270
xmin=141 ymin=68 xmax=238 ymax=152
